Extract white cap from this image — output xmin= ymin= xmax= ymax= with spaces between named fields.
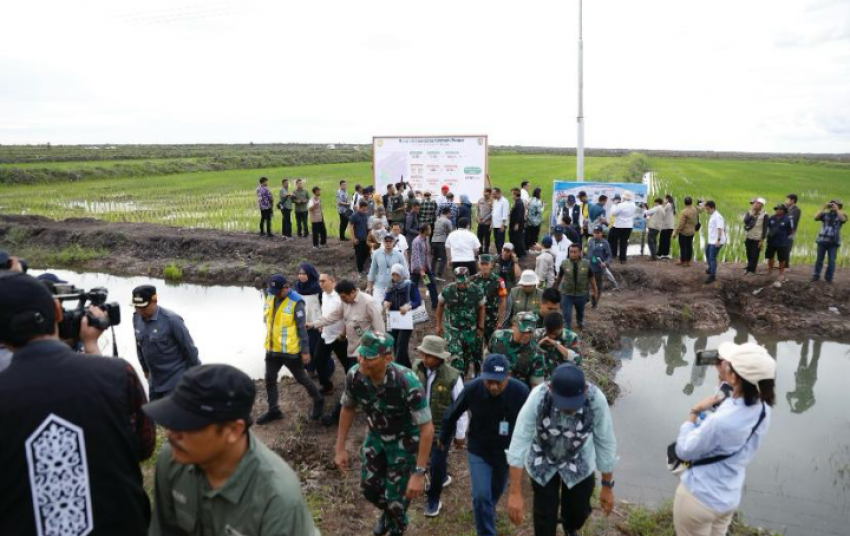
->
xmin=519 ymin=270 xmax=539 ymax=286
xmin=755 ymin=197 xmax=766 ymax=205
xmin=502 ymin=242 xmax=515 ymax=250
xmin=622 ymin=191 xmax=634 ymax=201
xmin=718 ymin=342 xmax=776 ymax=385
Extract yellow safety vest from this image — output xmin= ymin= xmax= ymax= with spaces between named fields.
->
xmin=264 ymin=292 xmax=302 ymax=354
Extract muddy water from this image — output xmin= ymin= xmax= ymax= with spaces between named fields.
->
xmin=612 ymin=327 xmax=850 ymax=536
xmin=31 ymin=269 xmax=269 ymax=383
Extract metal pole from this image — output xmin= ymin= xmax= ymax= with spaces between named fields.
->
xmin=576 ymin=0 xmax=585 ymax=182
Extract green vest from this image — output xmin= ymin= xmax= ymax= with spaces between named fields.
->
xmin=558 ymin=259 xmax=591 ymax=296
xmin=414 ymin=360 xmax=460 ymax=437
xmin=508 ymin=287 xmax=543 ymax=323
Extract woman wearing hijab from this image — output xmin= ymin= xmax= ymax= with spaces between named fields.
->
xmin=294 ymin=262 xmax=333 ymax=394
xmin=383 ymin=263 xmax=422 ymax=369
xmin=458 ymin=194 xmax=473 ymax=228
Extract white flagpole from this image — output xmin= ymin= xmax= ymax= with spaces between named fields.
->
xmin=576 ymin=0 xmax=585 ymax=182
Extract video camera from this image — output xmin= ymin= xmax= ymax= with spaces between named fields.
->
xmin=695 ymin=349 xmax=720 ymax=367
xmin=53 ymin=284 xmax=121 ymax=341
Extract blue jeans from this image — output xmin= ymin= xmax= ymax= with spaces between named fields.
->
xmin=468 ymin=452 xmax=509 ymax=536
xmin=561 ymin=295 xmax=588 ymax=330
xmin=427 ymin=441 xmax=449 ymax=508
xmin=706 ymin=244 xmax=722 ymax=276
xmin=814 ymin=242 xmax=839 ymax=281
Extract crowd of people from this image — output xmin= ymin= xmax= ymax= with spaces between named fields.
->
xmin=0 ymin=174 xmax=843 ymax=536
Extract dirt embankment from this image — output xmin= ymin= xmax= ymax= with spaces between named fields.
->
xmin=3 ymin=215 xmax=816 ymax=535
xmin=3 ymin=214 xmax=847 ymax=344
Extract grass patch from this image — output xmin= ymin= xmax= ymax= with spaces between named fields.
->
xmin=163 ymin=262 xmax=183 ymax=281
xmin=41 ymin=244 xmax=107 ymax=265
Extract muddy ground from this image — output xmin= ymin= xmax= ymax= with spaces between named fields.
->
xmin=2 ymin=215 xmax=843 ymax=535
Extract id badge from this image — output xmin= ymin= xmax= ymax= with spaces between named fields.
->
xmin=499 ymin=420 xmax=510 ymax=436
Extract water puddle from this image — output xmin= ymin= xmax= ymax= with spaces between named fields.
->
xmin=612 ymin=327 xmax=850 ymax=536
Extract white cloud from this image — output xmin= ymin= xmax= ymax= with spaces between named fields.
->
xmin=0 ymin=0 xmax=848 ymax=153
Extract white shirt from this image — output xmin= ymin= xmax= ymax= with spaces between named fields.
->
xmin=392 ymin=233 xmax=409 ymax=257
xmin=677 ymin=398 xmax=771 ymax=512
xmin=708 ymin=211 xmax=727 ymax=245
xmin=319 ymin=291 xmax=346 ymax=343
xmin=611 ymin=201 xmax=637 ymax=229
xmin=552 ymin=235 xmax=572 ymax=269
xmin=520 ymin=188 xmax=530 ymax=204
xmin=425 ymin=369 xmax=468 ymax=440
xmin=445 ymin=229 xmax=481 ymax=262
xmin=491 ymin=197 xmax=511 ymax=229
xmin=437 ymin=195 xmax=449 ymax=205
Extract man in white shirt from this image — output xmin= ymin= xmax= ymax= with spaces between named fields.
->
xmin=704 ymin=200 xmax=726 ymax=284
xmin=550 ymin=225 xmax=573 ymax=270
xmin=609 ymin=191 xmax=637 ymax=264
xmin=446 ymin=217 xmax=482 ymax=277
xmin=491 ymin=188 xmax=511 ymax=254
xmin=437 ymin=185 xmax=451 ymax=206
xmin=314 ymin=273 xmax=350 ymax=395
xmin=390 ymin=222 xmax=410 ymax=265
xmin=520 ymin=181 xmax=531 ymax=206
xmin=414 ymin=336 xmax=468 ymax=517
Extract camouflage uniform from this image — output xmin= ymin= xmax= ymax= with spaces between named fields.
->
xmin=439 ymin=270 xmax=486 ymax=375
xmin=534 ymin=326 xmax=582 ymax=377
xmin=341 ymin=332 xmax=432 ymax=536
xmin=487 ymin=313 xmax=546 ymax=389
xmin=470 ymin=260 xmax=506 ymax=346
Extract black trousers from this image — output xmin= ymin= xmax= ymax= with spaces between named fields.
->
xmin=264 ymin=352 xmax=320 ymax=412
xmin=608 ymin=228 xmax=632 ymax=262
xmin=451 ymin=261 xmax=478 ymax=278
xmin=312 ymin=222 xmax=327 ymax=247
xmin=411 ymin=270 xmax=438 ymax=309
xmin=679 ymin=234 xmax=695 ymax=262
xmin=281 ymin=208 xmax=292 ymax=237
xmin=525 ymin=225 xmax=541 ymax=249
xmin=745 ymin=238 xmax=762 ymax=273
xmin=432 ymin=242 xmax=448 ymax=277
xmin=314 ymin=338 xmax=350 ymax=389
xmin=295 ymin=211 xmax=309 ymax=237
xmin=509 ymin=227 xmax=526 ymax=257
xmin=391 ymin=329 xmax=413 ymax=368
xmin=658 ymin=229 xmax=673 ymax=257
xmin=477 ymin=223 xmax=491 ymax=253
xmin=260 ymin=209 xmax=272 ymax=235
xmin=532 ymin=473 xmax=595 ymax=536
xmin=494 ymin=228 xmax=506 ymax=253
xmin=354 ymin=240 xmax=370 ymax=274
xmin=339 ymin=212 xmax=349 ymax=240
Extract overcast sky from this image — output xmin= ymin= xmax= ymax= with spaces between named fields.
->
xmin=1 ymin=0 xmax=848 ymax=153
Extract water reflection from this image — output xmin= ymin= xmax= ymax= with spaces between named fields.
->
xmin=612 ymin=327 xmax=850 ymax=536
xmin=787 ymin=340 xmax=821 ymax=414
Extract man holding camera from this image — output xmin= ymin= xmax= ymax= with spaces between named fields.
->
xmin=0 ymin=273 xmax=156 ymax=536
xmin=812 ymin=200 xmax=846 ymax=283
xmin=132 ymin=285 xmax=200 ymax=401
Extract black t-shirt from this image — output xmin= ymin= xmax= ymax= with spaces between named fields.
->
xmin=440 ymin=378 xmax=530 ymax=465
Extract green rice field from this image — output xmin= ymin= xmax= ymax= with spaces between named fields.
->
xmin=1 ymin=154 xmax=848 ymax=266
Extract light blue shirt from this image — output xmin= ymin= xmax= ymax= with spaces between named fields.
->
xmin=506 ymin=383 xmax=618 ymax=487
xmin=676 ymin=397 xmax=771 ymax=513
xmin=367 ymin=248 xmax=407 ymax=290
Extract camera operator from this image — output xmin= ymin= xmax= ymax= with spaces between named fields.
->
xmin=0 ymin=251 xmax=29 ymax=373
xmin=672 ymin=342 xmax=776 ymax=536
xmin=812 ymin=199 xmax=846 ymax=283
xmin=0 ymin=273 xmax=156 ymax=536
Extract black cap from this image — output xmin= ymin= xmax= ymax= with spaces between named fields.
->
xmin=550 ymin=364 xmax=586 ymax=410
xmin=0 ymin=273 xmax=57 ymax=346
xmin=480 ymin=354 xmax=510 ymax=381
xmin=143 ymin=364 xmax=256 ymax=431
xmin=131 ymin=285 xmax=157 ymax=307
xmin=36 ymin=273 xmax=67 ymax=284
xmin=773 ymin=204 xmax=787 ymax=212
xmin=267 ymin=274 xmax=288 ymax=292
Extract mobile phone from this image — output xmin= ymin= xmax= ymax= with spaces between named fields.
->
xmin=695 ymin=350 xmax=720 ymax=367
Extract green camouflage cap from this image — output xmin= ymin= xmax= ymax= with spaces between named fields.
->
xmin=454 ymin=266 xmax=470 ymax=283
xmin=515 ymin=312 xmax=538 ymax=333
xmin=478 ymin=254 xmax=494 ymax=263
xmin=355 ymin=330 xmax=395 ymax=359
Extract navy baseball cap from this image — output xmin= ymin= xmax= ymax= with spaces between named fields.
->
xmin=143 ymin=364 xmax=256 ymax=431
xmin=541 ymin=236 xmax=553 ymax=248
xmin=567 ymin=194 xmax=576 ymax=202
xmin=268 ymin=274 xmax=288 ymax=292
xmin=480 ymin=354 xmax=510 ymax=381
xmin=36 ymin=273 xmax=67 ymax=284
xmin=553 ymin=226 xmax=565 ymax=234
xmin=550 ymin=364 xmax=587 ymax=410
xmin=0 ymin=250 xmax=9 ymax=266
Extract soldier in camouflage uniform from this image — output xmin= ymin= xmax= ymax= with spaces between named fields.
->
xmin=435 ymin=267 xmax=486 ymax=375
xmin=471 ymin=254 xmax=507 ymax=348
xmin=535 ymin=311 xmax=582 ymax=377
xmin=334 ymin=331 xmax=434 ymax=536
xmin=487 ymin=311 xmax=546 ymax=389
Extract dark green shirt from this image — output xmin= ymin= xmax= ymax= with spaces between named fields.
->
xmin=150 ymin=433 xmax=319 ymax=536
xmin=293 ymin=188 xmax=310 ymax=213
